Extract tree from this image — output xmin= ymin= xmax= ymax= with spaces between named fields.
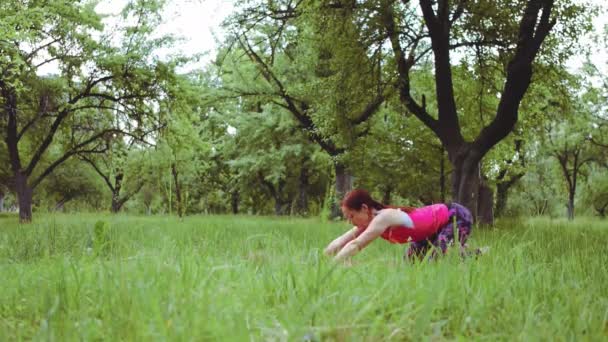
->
xmin=510 ymin=155 xmax=561 ymax=217
xmin=224 ymin=104 xmax=328 ymax=215
xmin=0 ymin=0 xmax=176 ymax=222
xmin=492 ymin=139 xmax=527 ymax=218
xmin=152 ymin=73 xmax=215 ymax=217
xmin=546 ymin=113 xmax=596 ymax=220
xmin=0 ymin=140 xmax=10 ymax=211
xmin=79 ymin=140 xmax=146 ymax=213
xmin=375 ymin=0 xmax=593 ymax=221
xmin=37 ymin=159 xmax=104 ymax=211
xmin=580 ymin=167 xmax=608 ymax=218
xmin=221 ymin=1 xmax=392 ymax=217
xmin=350 ymin=103 xmax=450 ymax=206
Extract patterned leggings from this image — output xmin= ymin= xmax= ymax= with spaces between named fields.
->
xmin=406 ymin=202 xmax=474 ymax=260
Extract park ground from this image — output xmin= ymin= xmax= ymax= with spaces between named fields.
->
xmin=0 ymin=213 xmax=607 ymax=340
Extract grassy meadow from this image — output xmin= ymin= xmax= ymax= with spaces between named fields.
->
xmin=0 ymin=213 xmax=607 ymax=341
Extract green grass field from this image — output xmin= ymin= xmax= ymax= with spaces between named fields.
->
xmin=1 ymin=213 xmax=607 ymax=341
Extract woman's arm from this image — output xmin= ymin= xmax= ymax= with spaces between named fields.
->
xmin=334 ymin=208 xmax=413 ymax=262
xmin=324 ymin=226 xmax=362 ymax=256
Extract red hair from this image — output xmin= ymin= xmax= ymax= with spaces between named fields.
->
xmin=341 ymin=189 xmax=415 ymax=213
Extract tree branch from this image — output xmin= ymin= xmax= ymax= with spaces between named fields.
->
xmin=450 ymin=39 xmax=509 ymax=50
xmin=30 ymin=139 xmax=109 ymax=190
xmin=24 ymin=38 xmax=62 ymax=62
xmin=29 ymin=126 xmax=151 ymax=190
xmin=25 ymin=75 xmax=114 ymax=177
xmin=382 ymin=4 xmax=439 ymax=133
xmin=450 ymin=0 xmax=466 ymax=25
xmin=238 ymin=34 xmax=343 ymax=156
xmin=80 ymin=155 xmax=115 ymax=192
xmin=474 ymin=0 xmax=556 ymax=156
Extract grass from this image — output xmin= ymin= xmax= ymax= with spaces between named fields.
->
xmin=0 ymin=213 xmax=607 ymax=341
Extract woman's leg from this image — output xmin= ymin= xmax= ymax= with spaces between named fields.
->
xmin=450 ymin=202 xmax=473 ymax=247
xmin=432 ymin=202 xmax=473 ymax=254
xmin=405 ymin=240 xmax=431 ymax=261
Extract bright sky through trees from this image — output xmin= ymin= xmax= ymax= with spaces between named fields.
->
xmin=36 ymin=0 xmax=606 ymax=75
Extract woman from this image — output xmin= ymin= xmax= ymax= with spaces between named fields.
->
xmin=325 ymin=189 xmax=479 ymax=262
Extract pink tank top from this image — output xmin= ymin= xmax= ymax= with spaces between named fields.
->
xmin=380 ymin=204 xmax=450 ymax=243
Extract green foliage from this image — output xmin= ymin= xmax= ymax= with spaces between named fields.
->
xmin=507 ymin=156 xmax=563 ymax=217
xmin=36 ymin=159 xmax=105 ymax=212
xmin=0 ymin=0 xmax=185 ymax=221
xmin=580 ymin=167 xmax=608 ymax=217
xmin=350 ymin=107 xmax=448 ymax=204
xmin=1 ymin=0 xmax=606 ymax=221
xmin=220 ymin=104 xmax=331 ymax=215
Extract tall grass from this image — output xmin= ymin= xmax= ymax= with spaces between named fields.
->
xmin=1 ymin=213 xmax=607 ymax=340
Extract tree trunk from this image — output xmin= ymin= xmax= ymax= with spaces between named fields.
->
xmin=0 ymin=190 xmax=4 ymax=212
xmin=439 ymin=147 xmax=446 ymax=203
xmin=231 ymin=191 xmax=239 ymax=214
xmin=111 ymin=191 xmax=124 ymax=213
xmin=171 ymin=163 xmax=183 ymax=217
xmin=15 ymin=171 xmax=32 ymax=223
xmin=273 ymin=188 xmax=291 ymax=215
xmin=450 ymin=150 xmax=481 ymax=220
xmin=5 ymin=88 xmax=32 ymax=223
xmin=143 ymin=197 xmax=152 ymax=215
xmin=295 ymin=166 xmax=309 ymax=215
xmin=286 ymin=194 xmax=294 ymax=214
xmin=110 ymin=173 xmax=124 ymax=213
xmin=449 ymin=146 xmax=494 ymax=225
xmin=331 ymin=162 xmax=353 ymax=219
xmin=495 ymin=182 xmax=510 ymax=218
xmin=54 ymin=196 xmax=73 ymax=212
xmin=477 ymin=183 xmax=494 ymax=225
xmin=593 ymin=198 xmax=608 ymax=218
xmin=495 ymin=173 xmax=524 ymax=218
xmin=567 ymin=193 xmax=575 ymax=221
xmin=595 ymin=203 xmax=607 ymax=218
xmin=274 ymin=201 xmax=282 ymax=215
xmin=382 ymin=186 xmax=392 ymax=205
xmin=274 ymin=200 xmax=288 ymax=216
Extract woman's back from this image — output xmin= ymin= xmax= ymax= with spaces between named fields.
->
xmin=381 ymin=203 xmax=450 ymax=243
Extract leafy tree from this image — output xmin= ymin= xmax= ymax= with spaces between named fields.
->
xmin=374 ymin=0 xmax=594 ymax=220
xmin=79 ymin=140 xmax=147 ymax=213
xmin=0 ymin=139 xmax=10 ymax=211
xmin=350 ymin=105 xmax=450 ymax=206
xmin=153 ymin=73 xmax=216 ymax=217
xmin=198 ymin=108 xmax=240 ymax=214
xmin=509 ymin=155 xmax=561 ymax=217
xmin=580 ymin=167 xmax=608 ymax=218
xmin=37 ymin=159 xmax=104 ymax=211
xmin=224 ymin=104 xmax=329 ymax=215
xmin=0 ymin=0 xmax=176 ymax=222
xmin=220 ymin=0 xmax=594 ymax=222
xmin=546 ymin=112 xmax=596 ymax=220
xmin=221 ymin=1 xmax=392 ymax=217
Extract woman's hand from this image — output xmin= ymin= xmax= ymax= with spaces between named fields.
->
xmin=324 ymin=227 xmax=360 ymax=256
xmin=324 ymin=241 xmax=342 ymax=256
xmin=333 ymin=240 xmax=361 ymax=262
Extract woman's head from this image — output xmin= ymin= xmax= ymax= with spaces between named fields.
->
xmin=341 ymin=189 xmax=385 ymax=228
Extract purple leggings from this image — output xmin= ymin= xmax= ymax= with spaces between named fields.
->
xmin=406 ymin=203 xmax=473 ymax=260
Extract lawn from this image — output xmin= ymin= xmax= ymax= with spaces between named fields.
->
xmin=1 ymin=213 xmax=607 ymax=340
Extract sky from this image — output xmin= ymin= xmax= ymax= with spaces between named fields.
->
xmin=567 ymin=0 xmax=608 ymax=72
xmin=147 ymin=0 xmax=608 ymax=73
xmin=38 ymin=0 xmax=607 ymax=74
xmin=95 ymin=0 xmax=236 ymax=71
